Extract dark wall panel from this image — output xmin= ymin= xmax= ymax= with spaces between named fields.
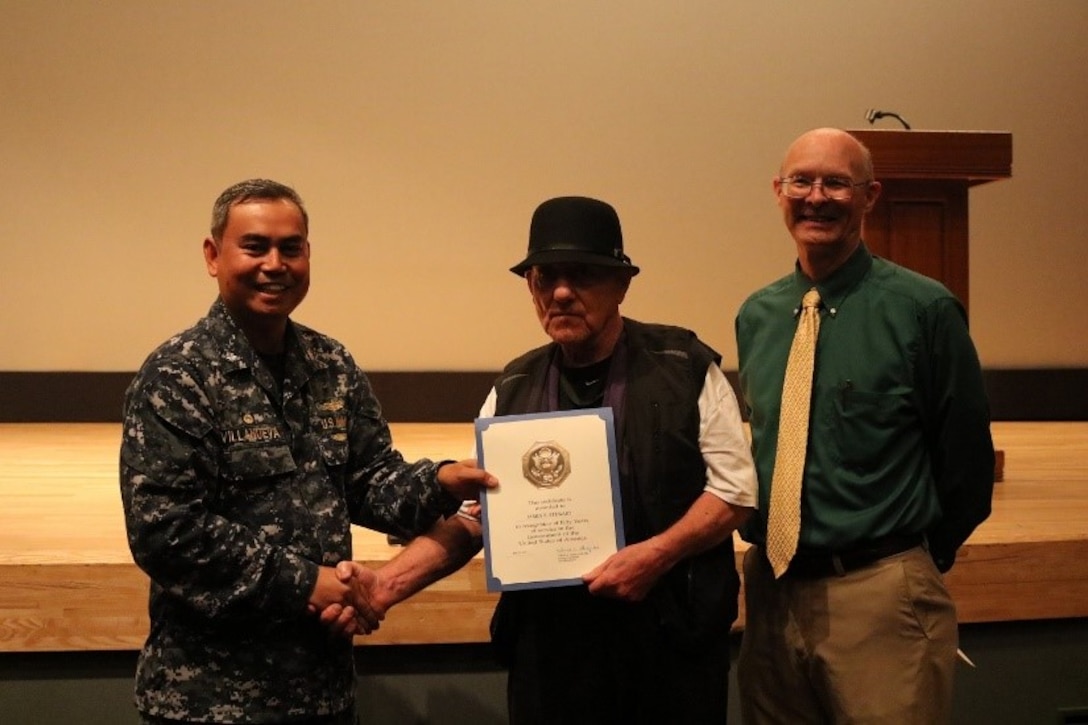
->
xmin=1 ymin=370 xmax=1085 ymax=423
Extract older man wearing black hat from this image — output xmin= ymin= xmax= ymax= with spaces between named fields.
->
xmin=332 ymin=196 xmax=757 ymax=724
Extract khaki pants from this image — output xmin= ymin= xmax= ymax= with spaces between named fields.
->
xmin=738 ymin=545 xmax=958 ymax=724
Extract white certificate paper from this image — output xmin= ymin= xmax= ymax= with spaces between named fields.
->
xmin=476 ymin=407 xmax=625 ymax=592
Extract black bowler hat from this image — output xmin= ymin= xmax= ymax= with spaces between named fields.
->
xmin=509 ymin=196 xmax=640 ymax=277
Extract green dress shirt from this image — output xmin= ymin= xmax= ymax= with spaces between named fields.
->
xmin=735 ymin=245 xmax=994 ymax=571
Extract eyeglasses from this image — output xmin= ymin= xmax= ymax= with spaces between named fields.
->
xmin=529 ymin=265 xmax=616 ymax=291
xmin=778 ymin=176 xmax=872 ymax=201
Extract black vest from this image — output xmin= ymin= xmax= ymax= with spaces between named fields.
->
xmin=492 ymin=319 xmax=740 ymax=643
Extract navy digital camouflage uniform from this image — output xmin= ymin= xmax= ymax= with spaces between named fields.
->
xmin=120 ymin=299 xmax=460 ymax=722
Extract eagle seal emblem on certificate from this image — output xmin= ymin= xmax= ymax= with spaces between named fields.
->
xmin=522 ymin=441 xmax=571 ymax=488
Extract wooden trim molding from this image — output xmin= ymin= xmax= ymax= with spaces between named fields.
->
xmin=0 ymin=369 xmax=1085 ymax=423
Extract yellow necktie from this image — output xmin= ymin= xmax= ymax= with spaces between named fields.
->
xmin=766 ymin=287 xmax=821 ymax=578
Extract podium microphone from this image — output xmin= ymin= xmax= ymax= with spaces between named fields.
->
xmin=865 ymin=108 xmax=911 ymax=130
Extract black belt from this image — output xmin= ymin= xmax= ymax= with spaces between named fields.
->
xmin=779 ymin=533 xmax=924 ymax=579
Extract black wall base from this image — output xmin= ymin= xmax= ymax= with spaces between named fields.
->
xmin=1 ymin=369 xmax=1085 ymax=423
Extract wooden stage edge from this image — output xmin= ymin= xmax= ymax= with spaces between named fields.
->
xmin=0 ymin=422 xmax=1086 ymax=653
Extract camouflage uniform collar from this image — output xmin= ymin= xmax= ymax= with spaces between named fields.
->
xmin=204 ymin=299 xmax=317 ymax=378
xmin=206 ymin=299 xmax=259 ymax=374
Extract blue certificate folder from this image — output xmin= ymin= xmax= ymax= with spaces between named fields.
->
xmin=476 ymin=407 xmax=626 ymax=592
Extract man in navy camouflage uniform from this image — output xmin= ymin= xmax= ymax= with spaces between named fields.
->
xmin=120 ymin=178 xmax=495 ymax=724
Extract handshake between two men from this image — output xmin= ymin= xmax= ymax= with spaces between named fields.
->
xmin=307 ymin=559 xmax=388 ymax=639
xmin=307 ymin=458 xmax=496 ymax=639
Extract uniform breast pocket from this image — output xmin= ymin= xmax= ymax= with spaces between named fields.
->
xmin=222 ymin=444 xmax=298 ymax=488
xmin=225 ymin=439 xmax=300 ymax=478
xmin=312 ymin=409 xmax=349 ymax=470
xmin=317 ymin=431 xmax=348 ymax=470
xmin=217 ymin=444 xmax=299 ymax=531
xmin=834 ymin=387 xmax=911 ymax=473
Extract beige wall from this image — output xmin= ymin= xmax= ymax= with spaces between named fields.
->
xmin=2 ymin=1 xmax=1085 ymax=372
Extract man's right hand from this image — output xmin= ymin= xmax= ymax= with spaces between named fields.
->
xmin=310 ymin=564 xmax=385 ymax=638
xmin=336 ymin=560 xmax=387 ymax=629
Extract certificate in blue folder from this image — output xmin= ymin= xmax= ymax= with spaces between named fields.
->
xmin=475 ymin=407 xmax=625 ymax=592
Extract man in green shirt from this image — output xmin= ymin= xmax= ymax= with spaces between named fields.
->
xmin=735 ymin=128 xmax=995 ymax=724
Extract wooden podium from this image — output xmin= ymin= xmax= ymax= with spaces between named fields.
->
xmin=846 ymin=129 xmax=1012 ymax=315
xmin=848 ymin=130 xmax=1012 ymax=480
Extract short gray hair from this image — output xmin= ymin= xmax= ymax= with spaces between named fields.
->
xmin=210 ymin=179 xmax=308 ymax=241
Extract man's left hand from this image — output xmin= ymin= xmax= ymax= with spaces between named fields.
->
xmin=436 ymin=459 xmax=499 ymax=500
xmin=583 ymin=539 xmax=671 ymax=602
